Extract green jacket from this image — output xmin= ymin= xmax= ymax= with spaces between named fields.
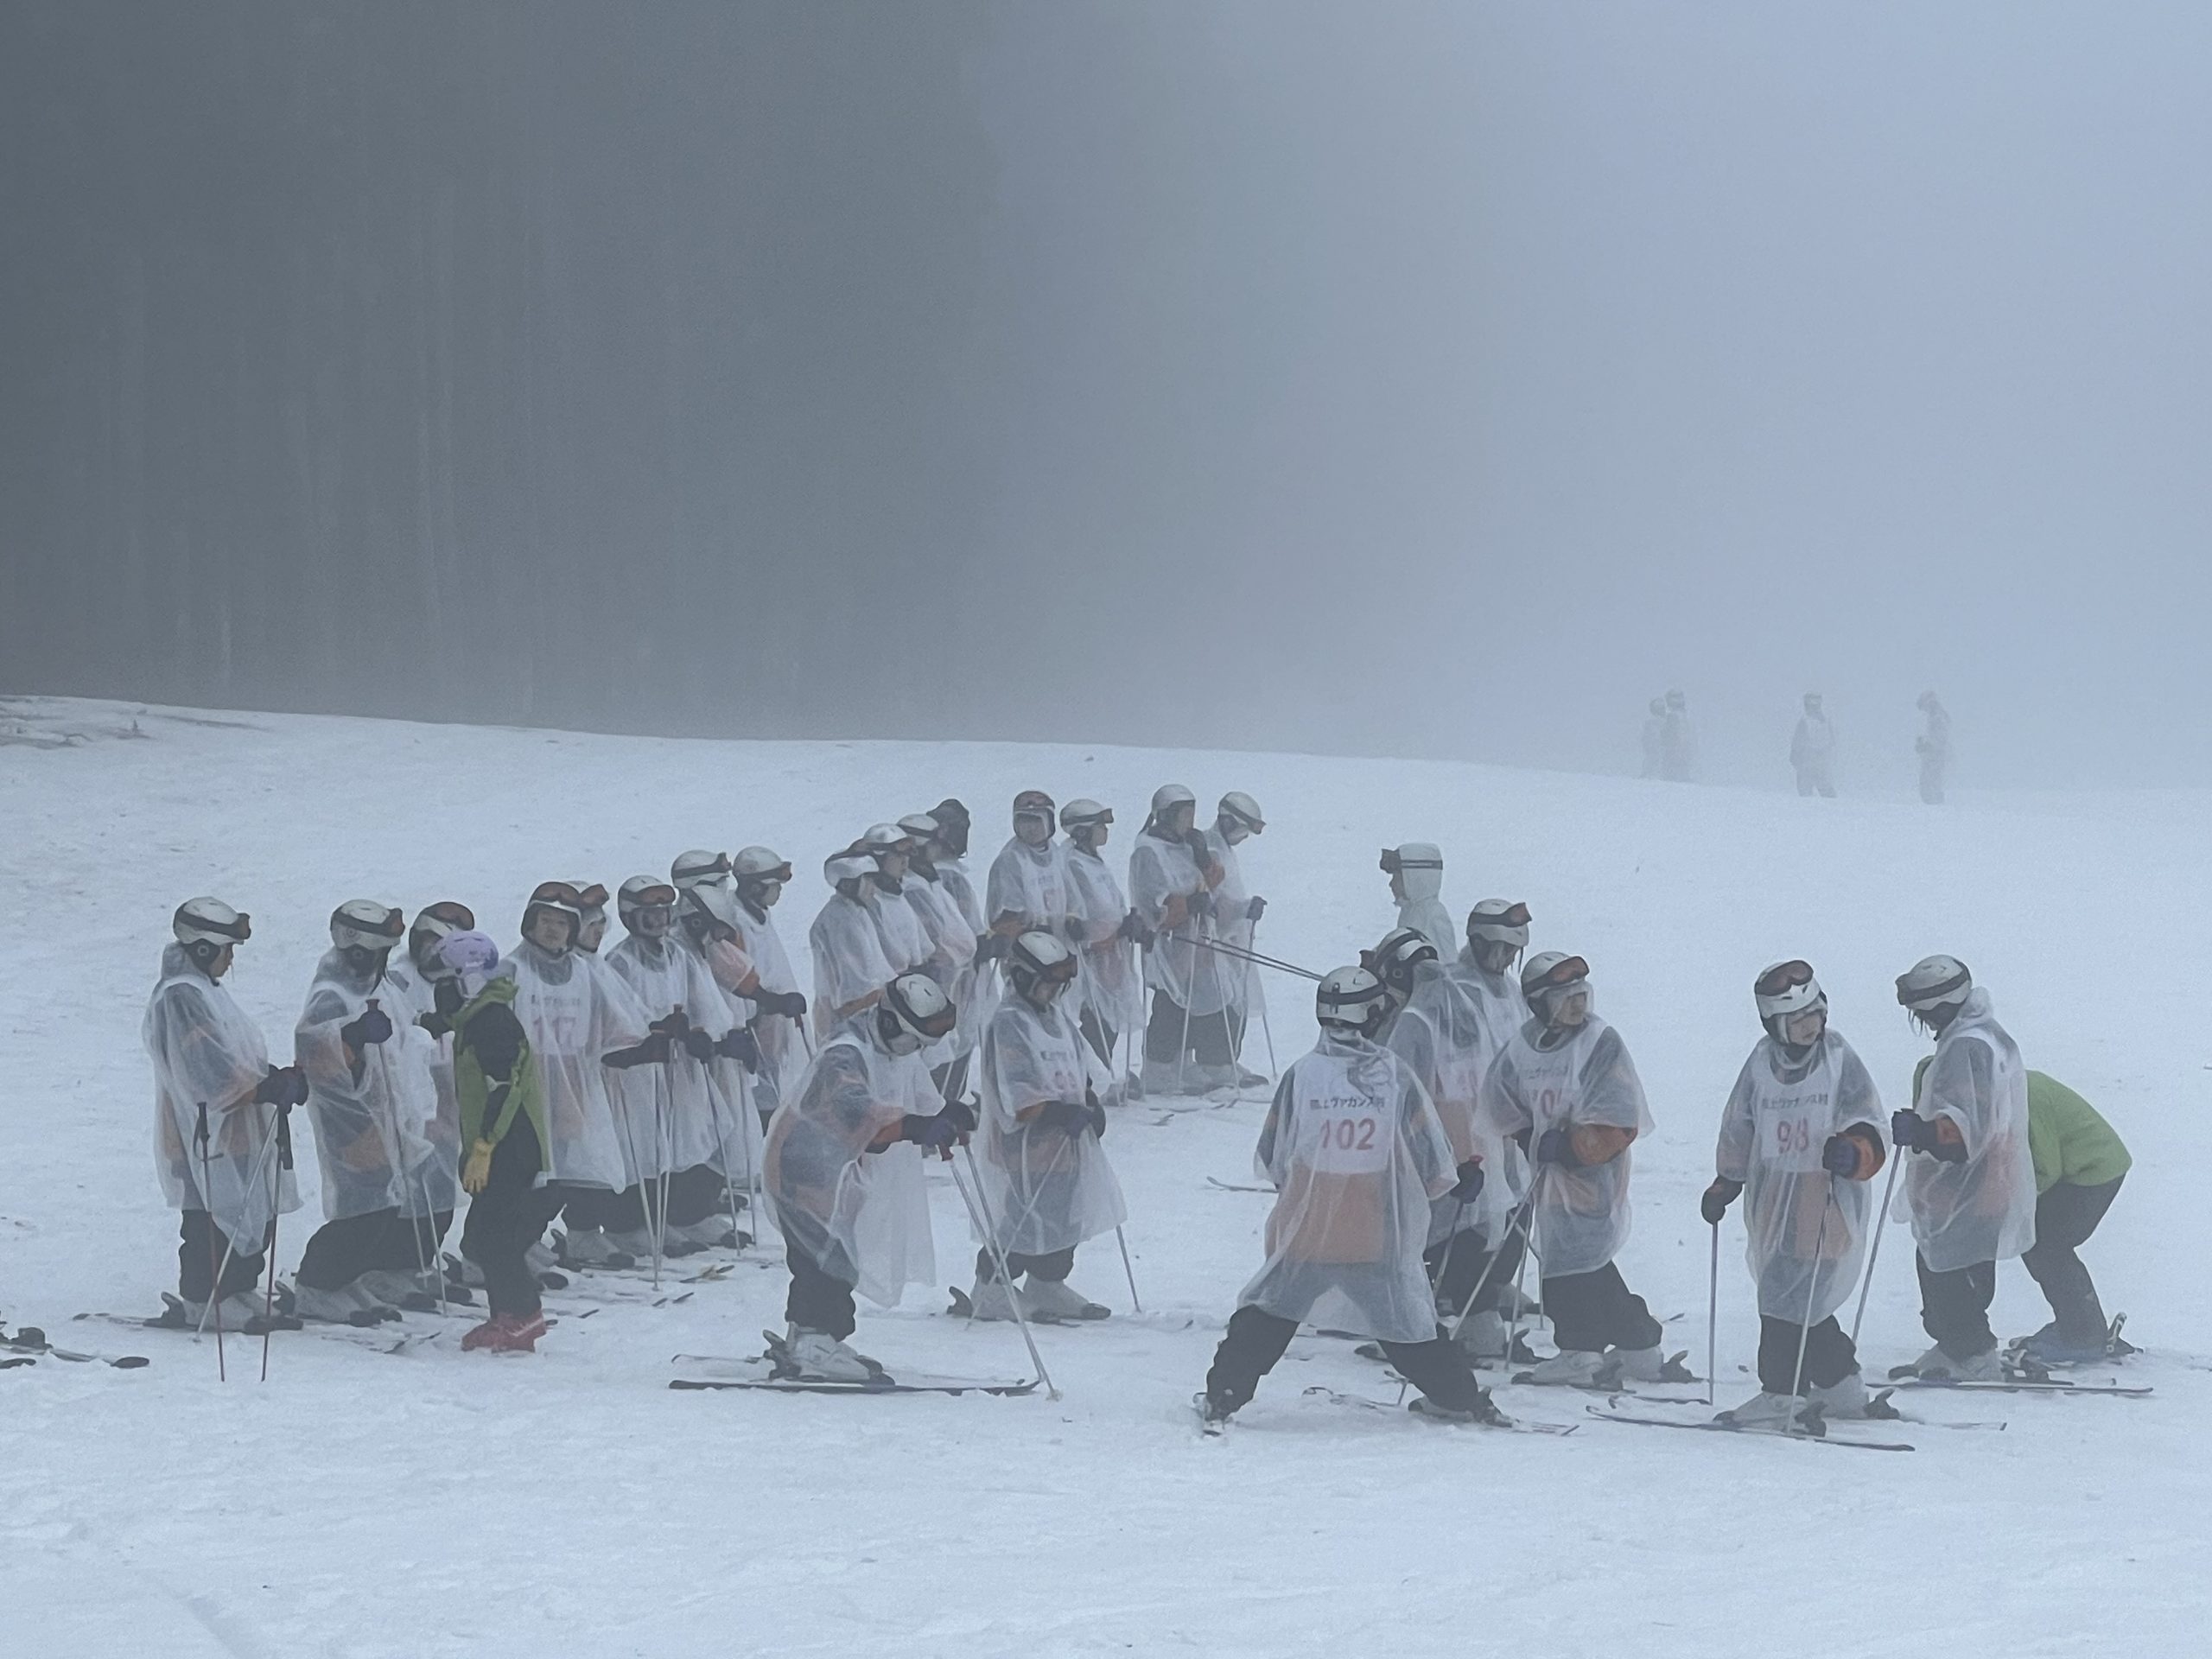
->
xmin=453 ymin=979 xmax=551 ymax=1176
xmin=1910 ymin=1058 xmax=2130 ymax=1193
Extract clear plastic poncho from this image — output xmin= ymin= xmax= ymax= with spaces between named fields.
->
xmin=984 ymin=836 xmax=1074 ymax=932
xmin=1714 ymin=1031 xmax=1884 ymax=1322
xmin=1236 ymin=1033 xmax=1457 ymax=1343
xmin=604 ymin=933 xmax=753 ymax=1184
xmin=1205 ymin=826 xmax=1257 ymax=1022
xmin=932 ymin=856 xmax=991 ymax=1055
xmin=869 ymin=878 xmax=933 ymax=980
xmin=1477 ymin=1014 xmax=1653 ymax=1278
xmin=729 ymin=903 xmax=805 ymax=1116
xmin=902 ymin=872 xmax=976 ymax=1071
xmin=493 ymin=939 xmax=652 ymax=1192
xmin=144 ymin=945 xmax=302 ymax=1243
xmin=1128 ymin=832 xmax=1230 ymax=1015
xmin=974 ymin=993 xmax=1126 ymax=1258
xmin=1902 ymin=989 xmax=2037 ymax=1272
xmin=762 ymin=1018 xmax=939 ymax=1306
xmin=808 ymin=891 xmax=896 ymax=1039
xmin=379 ymin=956 xmax=462 ymax=1202
xmin=1064 ymin=844 xmax=1143 ymax=1041
xmin=1387 ymin=958 xmax=1525 ymax=1249
xmin=1391 ymin=848 xmax=1455 ymax=957
xmin=294 ymin=950 xmax=446 ymax=1223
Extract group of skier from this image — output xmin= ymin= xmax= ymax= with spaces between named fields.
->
xmin=1638 ymin=688 xmax=1954 ymax=802
xmin=143 ymin=784 xmax=2128 ymax=1434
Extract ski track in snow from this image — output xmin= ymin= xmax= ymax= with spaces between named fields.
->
xmin=3 ymin=697 xmax=2209 ymax=1656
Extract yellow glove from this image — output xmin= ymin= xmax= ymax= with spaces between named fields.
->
xmin=461 ymin=1137 xmax=495 ymax=1195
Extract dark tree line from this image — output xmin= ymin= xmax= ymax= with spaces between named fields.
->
xmin=0 ymin=2 xmax=1001 ymax=736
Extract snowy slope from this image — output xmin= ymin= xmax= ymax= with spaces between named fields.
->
xmin=2 ymin=696 xmax=2206 ymax=1656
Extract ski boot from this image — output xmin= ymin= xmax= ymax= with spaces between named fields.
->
xmin=1408 ymin=1390 xmax=1510 ymax=1427
xmin=1714 ymin=1390 xmax=1806 ymax=1429
xmin=784 ymin=1325 xmax=882 ymax=1384
xmin=461 ymin=1312 xmax=546 ymax=1354
xmin=556 ymin=1228 xmax=636 ymax=1271
xmin=1807 ymin=1372 xmax=1878 ymax=1419
xmin=293 ymin=1280 xmax=401 ymax=1326
xmin=1602 ymin=1345 xmax=1694 ymax=1386
xmin=1516 ymin=1347 xmax=1609 ymax=1387
xmin=961 ymin=1276 xmax=1026 ymax=1322
xmin=1890 ymin=1342 xmax=2001 ymax=1382
xmin=1023 ymin=1277 xmax=1110 ymax=1322
xmin=2010 ymin=1322 xmax=2118 ymax=1368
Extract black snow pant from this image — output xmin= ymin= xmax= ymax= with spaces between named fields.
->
xmin=932 ymin=1051 xmax=974 ymax=1108
xmin=667 ymin=1164 xmax=729 ymax=1230
xmin=976 ymin=1245 xmax=1076 ymax=1285
xmin=461 ymin=1118 xmax=564 ymax=1321
xmin=2022 ymin=1176 xmax=2123 ymax=1344
xmin=1757 ymin=1314 xmax=1858 ymax=1394
xmin=178 ymin=1210 xmax=269 ymax=1304
xmin=785 ymin=1245 xmax=858 ymax=1341
xmin=1426 ymin=1224 xmax=1526 ymax=1319
xmin=1543 ymin=1262 xmax=1663 ymax=1354
xmin=1078 ymin=1005 xmax=1119 ymax=1073
xmin=296 ymin=1206 xmax=401 ymax=1290
xmin=1204 ymin=1306 xmax=1489 ymax=1417
xmin=1916 ymin=1254 xmax=1997 ymax=1358
xmin=1145 ymin=990 xmax=1232 ymax=1066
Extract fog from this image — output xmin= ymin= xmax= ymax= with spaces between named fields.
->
xmin=4 ymin=3 xmax=2206 ymax=789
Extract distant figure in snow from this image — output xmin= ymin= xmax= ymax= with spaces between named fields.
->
xmin=1205 ymin=791 xmax=1269 ymax=1087
xmin=1659 ymin=689 xmax=1698 ymax=782
xmin=1790 ymin=692 xmax=1837 ymax=798
xmin=1640 ymin=697 xmax=1667 ymax=778
xmin=1916 ymin=692 xmax=1951 ymax=804
xmin=1381 ymin=842 xmax=1452 ymax=957
xmin=1128 ymin=785 xmax=1231 ymax=1094
xmin=1059 ymin=798 xmax=1143 ymax=1103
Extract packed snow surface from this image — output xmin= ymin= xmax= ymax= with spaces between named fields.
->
xmin=2 ymin=697 xmax=2205 ymax=1656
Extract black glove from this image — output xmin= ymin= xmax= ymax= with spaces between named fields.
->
xmin=1186 ymin=889 xmax=1216 ymax=920
xmin=1035 ymin=1099 xmax=1092 ymax=1135
xmin=466 ymin=1001 xmax=525 ymax=1078
xmin=255 ymin=1065 xmax=308 ymax=1108
xmin=1116 ymin=911 xmax=1145 ymax=943
xmin=1891 ymin=1109 xmax=1931 ymax=1152
xmin=976 ymin=932 xmax=1010 ymax=963
xmin=767 ymin=989 xmax=807 ymax=1020
xmin=1088 ymin=1096 xmax=1108 ymax=1139
xmin=717 ymin=1027 xmax=762 ymax=1071
xmin=341 ymin=1006 xmax=394 ymax=1048
xmin=1451 ymin=1160 xmax=1484 ymax=1202
xmin=1535 ymin=1127 xmax=1577 ymax=1166
xmin=938 ymin=1096 xmax=979 ymax=1135
xmin=1821 ymin=1134 xmax=1863 ymax=1177
xmin=1246 ymin=895 xmax=1267 ymax=922
xmin=903 ymin=1110 xmax=963 ymax=1151
xmin=1065 ymin=914 xmax=1090 ymax=944
xmin=1182 ymin=828 xmax=1212 ymax=861
xmin=433 ymin=977 xmax=465 ymax=1019
xmin=1701 ymin=1175 xmax=1743 ymax=1224
xmin=681 ymin=1027 xmax=718 ymax=1062
xmin=603 ymin=1032 xmax=672 ymax=1070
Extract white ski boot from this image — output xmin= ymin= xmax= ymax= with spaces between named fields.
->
xmin=1521 ymin=1347 xmax=1609 ymax=1386
xmin=677 ymin=1216 xmax=743 ymax=1250
xmin=785 ymin=1325 xmax=879 ymax=1383
xmin=963 ymin=1276 xmax=1025 ymax=1321
xmin=606 ymin=1228 xmax=660 ymax=1261
xmin=1715 ymin=1390 xmax=1805 ymax=1429
xmin=1453 ymin=1309 xmax=1510 ymax=1363
xmin=184 ymin=1290 xmax=269 ymax=1331
xmin=1605 ymin=1344 xmax=1669 ymax=1384
xmin=1140 ymin=1058 xmax=1183 ymax=1096
xmin=1023 ymin=1277 xmax=1110 ymax=1322
xmin=293 ymin=1280 xmax=397 ymax=1325
xmin=556 ymin=1227 xmax=636 ymax=1270
xmin=1895 ymin=1342 xmax=2001 ymax=1382
xmin=357 ymin=1268 xmax=443 ymax=1309
xmin=1807 ymin=1372 xmax=1875 ymax=1418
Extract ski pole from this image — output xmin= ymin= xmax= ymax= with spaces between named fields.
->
xmin=194 ymin=1101 xmax=284 ymax=1340
xmin=1787 ymin=1180 xmax=1838 ymax=1433
xmin=1173 ymin=922 xmax=1202 ymax=1094
xmin=952 ymin=1145 xmax=1058 ymax=1400
xmin=1847 ymin=1153 xmax=1905 ymax=1351
xmin=1113 ymin=1224 xmax=1142 ymax=1314
xmin=1706 ymin=1218 xmax=1720 ymax=1408
xmin=697 ymin=1036 xmax=753 ymax=1255
xmin=1247 ymin=918 xmax=1281 ymax=1080
xmin=370 ymin=1031 xmax=444 ymax=1314
xmin=194 ymin=1103 xmax=226 ymax=1381
xmin=1503 ymin=1166 xmax=1548 ymax=1369
xmin=261 ymin=1099 xmax=294 ymax=1382
xmin=1445 ymin=1193 xmax=1536 ymax=1343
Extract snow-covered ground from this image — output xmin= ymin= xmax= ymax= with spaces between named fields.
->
xmin=2 ymin=696 xmax=2205 ymax=1656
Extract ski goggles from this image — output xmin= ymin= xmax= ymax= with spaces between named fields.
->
xmin=738 ymin=861 xmax=794 ymax=887
xmin=1378 ymin=849 xmax=1443 ymax=874
xmin=341 ymin=904 xmax=405 ymax=939
xmin=1754 ymin=959 xmax=1817 ymax=1000
xmin=1529 ymin=955 xmax=1590 ymax=988
xmin=620 ymin=880 xmax=678 ymax=912
xmin=672 ymin=853 xmax=734 ymax=887
xmin=1469 ymin=901 xmax=1532 ymax=932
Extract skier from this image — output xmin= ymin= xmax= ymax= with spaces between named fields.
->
xmin=1380 ymin=843 xmax=1452 ymax=957
xmin=966 ymin=931 xmax=1126 ymax=1322
xmin=903 ymin=807 xmax=988 ymax=1099
xmin=496 ymin=881 xmax=665 ymax=1271
xmin=728 ymin=846 xmax=812 ymax=1122
xmin=291 ymin=900 xmax=452 ymax=1321
xmin=857 ymin=823 xmax=934 ymax=982
xmin=1904 ymin=1064 xmax=2130 ymax=1366
xmin=1205 ymin=791 xmax=1269 ymax=1086
xmin=1660 ymin=689 xmax=1698 ymax=782
xmin=441 ymin=931 xmax=565 ymax=1353
xmin=922 ymin=798 xmax=985 ymax=949
xmin=1197 ymin=966 xmax=1497 ymax=1428
xmin=603 ymin=875 xmax=753 ymax=1258
xmin=1059 ymin=798 xmax=1143 ymax=1102
xmin=984 ymin=791 xmax=1078 ymax=986
xmin=1916 ymin=692 xmax=1951 ymax=804
xmin=1127 ymin=784 xmax=1232 ymax=1093
xmin=1639 ymin=697 xmax=1667 ymax=779
xmin=1891 ymin=957 xmax=2037 ymax=1380
xmin=761 ymin=974 xmax=968 ymax=1380
xmin=671 ymin=849 xmax=779 ymax=1157
xmin=144 ymin=898 xmax=305 ymax=1331
xmin=1790 ymin=693 xmax=1837 ymax=798
xmin=381 ymin=899 xmax=477 ymax=1216
xmin=1700 ymin=961 xmax=1886 ymax=1425
xmin=808 ymin=850 xmax=899 ymax=1037
xmin=1477 ymin=950 xmax=1669 ymax=1384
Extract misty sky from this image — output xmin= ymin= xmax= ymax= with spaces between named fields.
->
xmin=4 ymin=3 xmax=2206 ymax=788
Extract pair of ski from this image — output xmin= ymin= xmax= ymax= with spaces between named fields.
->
xmin=666 ymin=1332 xmax=1038 ymax=1397
xmin=3 ymin=1323 xmax=149 ymax=1370
xmin=1588 ymin=1400 xmax=1917 ymax=1452
xmin=1296 ymin=1385 xmax=1578 ymax=1436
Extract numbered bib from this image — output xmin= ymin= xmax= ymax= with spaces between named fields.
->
xmin=518 ymin=976 xmax=590 ymax=1057
xmin=1294 ymin=1055 xmax=1392 ymax=1174
xmin=1750 ymin=1049 xmax=1840 ymax=1176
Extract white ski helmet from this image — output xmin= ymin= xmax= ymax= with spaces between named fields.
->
xmin=329 ymin=899 xmax=405 ymax=956
xmin=877 ymin=972 xmax=957 ymax=1055
xmin=410 ymin=900 xmax=476 ymax=972
xmin=1217 ymin=791 xmax=1265 ymax=836
xmin=671 ymin=849 xmax=733 ymax=894
xmin=1011 ymin=791 xmax=1057 ymax=841
xmin=824 ymin=849 xmax=874 ymax=888
xmin=521 ymin=880 xmax=590 ymax=950
xmin=173 ymin=896 xmax=251 ymax=951
xmin=896 ymin=812 xmax=944 ymax=845
xmin=1896 ymin=955 xmax=1973 ymax=1014
xmin=1753 ymin=958 xmax=1825 ymax=1022
xmin=732 ymin=845 xmax=792 ymax=906
xmin=1379 ymin=842 xmax=1443 ymax=877
xmin=1059 ymin=798 xmax=1111 ymax=833
xmin=1367 ymin=925 xmax=1439 ymax=998
xmin=1522 ymin=950 xmax=1591 ymax=1020
xmin=1315 ymin=964 xmax=1390 ymax=1038
xmin=617 ymin=875 xmax=678 ymax=931
xmin=1150 ymin=783 xmax=1196 ymax=817
xmin=861 ymin=823 xmax=913 ymax=866
xmin=1007 ymin=929 xmax=1078 ymax=1003
xmin=1466 ymin=899 xmax=1532 ymax=951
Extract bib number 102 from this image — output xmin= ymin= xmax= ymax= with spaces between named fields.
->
xmin=1318 ymin=1116 xmax=1379 ymax=1153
